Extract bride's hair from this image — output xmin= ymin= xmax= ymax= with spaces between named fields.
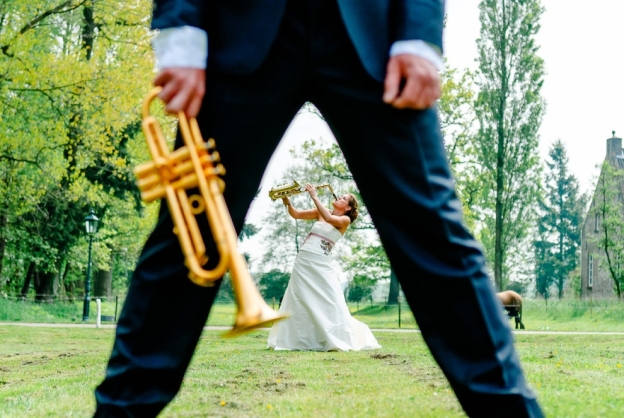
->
xmin=345 ymin=193 xmax=359 ymax=223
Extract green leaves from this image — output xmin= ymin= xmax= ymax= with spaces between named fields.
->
xmin=535 ymin=140 xmax=586 ymax=299
xmin=474 ymin=0 xmax=546 ymax=290
xmin=0 ymin=0 xmax=154 ymax=296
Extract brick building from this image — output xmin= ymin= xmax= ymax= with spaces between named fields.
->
xmin=580 ymin=133 xmax=624 ymax=299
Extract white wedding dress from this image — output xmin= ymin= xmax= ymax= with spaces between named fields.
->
xmin=267 ymin=221 xmax=381 ymax=351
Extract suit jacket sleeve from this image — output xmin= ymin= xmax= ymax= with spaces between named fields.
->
xmin=152 ymin=0 xmax=205 ymax=30
xmin=393 ymin=0 xmax=445 ymax=53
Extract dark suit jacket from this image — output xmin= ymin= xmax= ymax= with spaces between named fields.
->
xmin=152 ymin=0 xmax=444 ymax=82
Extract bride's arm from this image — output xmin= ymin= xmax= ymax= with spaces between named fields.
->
xmin=306 ymin=185 xmax=350 ymax=229
xmin=282 ymin=197 xmax=318 ymax=220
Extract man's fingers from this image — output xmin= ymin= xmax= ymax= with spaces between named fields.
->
xmin=392 ymin=76 xmax=423 ymax=109
xmin=187 ymin=94 xmax=203 ymax=119
xmin=385 ymin=55 xmax=441 ymax=109
xmin=153 ymin=70 xmax=172 ymax=88
xmin=153 ymin=68 xmax=206 ymax=117
xmin=165 ymin=85 xmax=194 ymax=116
xmin=158 ymin=78 xmax=182 ymax=106
xmin=383 ymin=59 xmax=401 ymax=103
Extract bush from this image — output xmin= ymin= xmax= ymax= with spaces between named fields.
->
xmin=258 ymin=270 xmax=290 ymax=302
xmin=347 ymin=274 xmax=376 ymax=305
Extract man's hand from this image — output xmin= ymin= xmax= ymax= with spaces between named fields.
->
xmin=383 ymin=54 xmax=440 ymax=110
xmin=153 ymin=68 xmax=206 ymax=118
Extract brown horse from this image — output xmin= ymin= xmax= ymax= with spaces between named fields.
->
xmin=495 ymin=290 xmax=525 ymax=329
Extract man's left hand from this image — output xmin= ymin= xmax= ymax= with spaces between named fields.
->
xmin=383 ymin=54 xmax=440 ymax=110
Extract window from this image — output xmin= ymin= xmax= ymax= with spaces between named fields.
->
xmin=595 ymin=214 xmax=600 ymax=233
xmin=588 ymin=255 xmax=594 ymax=287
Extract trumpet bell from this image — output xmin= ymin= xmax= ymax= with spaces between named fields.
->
xmin=223 ymin=303 xmax=288 ymax=338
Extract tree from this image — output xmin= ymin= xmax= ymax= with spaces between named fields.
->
xmin=438 ymin=66 xmax=481 ymax=231
xmin=347 ymin=274 xmax=376 ymax=310
xmin=589 ymin=162 xmax=624 ymax=298
xmin=258 ymin=269 xmax=290 ymax=302
xmin=474 ymin=0 xmax=546 ymax=290
xmin=535 ymin=140 xmax=586 ymax=298
xmin=533 ymin=238 xmax=555 ymax=300
xmin=342 ymin=234 xmax=390 ymax=298
xmin=386 ymin=269 xmax=400 ymax=305
xmin=0 ymin=1 xmax=154 ymax=297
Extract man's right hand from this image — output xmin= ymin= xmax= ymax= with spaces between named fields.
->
xmin=153 ymin=68 xmax=206 ymax=118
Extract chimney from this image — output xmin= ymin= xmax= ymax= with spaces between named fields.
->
xmin=607 ymin=131 xmax=622 ymax=158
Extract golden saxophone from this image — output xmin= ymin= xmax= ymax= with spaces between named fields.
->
xmin=134 ymin=87 xmax=287 ymax=337
xmin=268 ymin=180 xmax=337 ymax=201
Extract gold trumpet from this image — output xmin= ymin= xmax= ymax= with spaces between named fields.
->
xmin=134 ymin=87 xmax=287 ymax=337
xmin=268 ymin=180 xmax=337 ymax=201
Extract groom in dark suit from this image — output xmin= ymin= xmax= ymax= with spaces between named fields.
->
xmin=94 ymin=1 xmax=544 ymax=417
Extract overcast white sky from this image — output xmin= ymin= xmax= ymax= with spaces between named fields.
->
xmin=241 ymin=0 xmax=624 ymax=260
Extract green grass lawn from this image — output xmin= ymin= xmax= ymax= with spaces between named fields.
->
xmin=1 ymin=326 xmax=623 ymax=417
xmin=2 ymin=297 xmax=624 ymax=332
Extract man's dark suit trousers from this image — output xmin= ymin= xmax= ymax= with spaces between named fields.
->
xmin=94 ymin=1 xmax=544 ymax=417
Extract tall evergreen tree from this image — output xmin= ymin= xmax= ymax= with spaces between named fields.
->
xmin=474 ymin=0 xmax=546 ymax=290
xmin=535 ymin=140 xmax=585 ymax=298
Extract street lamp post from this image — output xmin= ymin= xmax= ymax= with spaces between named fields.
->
xmin=82 ymin=210 xmax=99 ymax=321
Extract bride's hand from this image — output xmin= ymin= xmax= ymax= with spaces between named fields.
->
xmin=305 ymin=183 xmax=318 ymax=199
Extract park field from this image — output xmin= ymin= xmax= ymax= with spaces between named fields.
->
xmin=2 ymin=297 xmax=624 ymax=332
xmin=0 ymin=326 xmax=623 ymax=417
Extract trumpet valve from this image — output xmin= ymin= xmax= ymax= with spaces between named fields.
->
xmin=214 ymin=164 xmax=226 ymax=176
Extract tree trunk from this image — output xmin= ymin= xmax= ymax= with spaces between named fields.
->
xmin=494 ymin=127 xmax=505 ymax=292
xmin=64 ymin=275 xmax=75 ymax=302
xmin=34 ymin=270 xmax=54 ymax=302
xmin=558 ymin=176 xmax=564 ymax=299
xmin=386 ymin=269 xmax=400 ymax=305
xmin=493 ymin=1 xmax=508 ymax=293
xmin=20 ymin=262 xmax=36 ymax=298
xmin=0 ymin=212 xmax=7 ymax=284
xmin=53 ymin=253 xmax=66 ymax=297
xmin=94 ymin=268 xmax=112 ymax=298
xmin=57 ymin=260 xmax=70 ymax=298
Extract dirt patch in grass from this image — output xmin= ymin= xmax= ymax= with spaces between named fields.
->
xmin=370 ymin=353 xmax=398 ymax=360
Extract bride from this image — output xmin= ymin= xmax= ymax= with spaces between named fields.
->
xmin=267 ymin=183 xmax=381 ymax=351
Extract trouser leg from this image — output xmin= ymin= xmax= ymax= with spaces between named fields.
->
xmin=319 ymin=98 xmax=542 ymax=417
xmin=306 ymin=2 xmax=543 ymax=416
xmin=94 ymin=46 xmax=305 ymax=418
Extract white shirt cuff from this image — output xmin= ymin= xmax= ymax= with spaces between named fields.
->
xmin=152 ymin=26 xmax=208 ymax=71
xmin=389 ymin=40 xmax=444 ymax=72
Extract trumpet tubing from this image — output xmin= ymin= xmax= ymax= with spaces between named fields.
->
xmin=135 ymin=87 xmax=287 ymax=337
